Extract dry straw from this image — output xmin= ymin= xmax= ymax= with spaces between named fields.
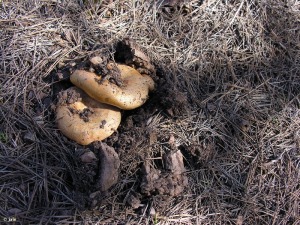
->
xmin=0 ymin=0 xmax=299 ymax=224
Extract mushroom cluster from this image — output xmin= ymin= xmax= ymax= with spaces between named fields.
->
xmin=56 ymin=62 xmax=155 ymax=145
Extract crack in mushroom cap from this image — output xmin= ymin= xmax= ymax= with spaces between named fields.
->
xmin=70 ymin=64 xmax=155 ymax=110
xmin=56 ymin=87 xmax=121 ymax=145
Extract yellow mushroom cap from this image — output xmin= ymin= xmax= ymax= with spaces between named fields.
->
xmin=56 ymin=87 xmax=121 ymax=145
xmin=70 ymin=64 xmax=155 ymax=110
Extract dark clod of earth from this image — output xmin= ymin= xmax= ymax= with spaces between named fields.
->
xmin=100 ymin=120 xmax=107 ymax=129
xmin=79 ymin=108 xmax=94 ymax=122
xmin=141 ymin=150 xmax=188 ymax=197
xmin=58 ymin=88 xmax=81 ymax=105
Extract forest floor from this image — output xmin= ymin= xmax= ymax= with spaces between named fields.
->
xmin=0 ymin=0 xmax=299 ymax=224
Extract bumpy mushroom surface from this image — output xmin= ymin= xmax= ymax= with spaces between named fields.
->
xmin=56 ymin=87 xmax=121 ymax=145
xmin=70 ymin=64 xmax=155 ymax=110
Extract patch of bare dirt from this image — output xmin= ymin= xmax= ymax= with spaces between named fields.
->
xmin=156 ymin=81 xmax=190 ymax=117
xmin=141 ymin=150 xmax=188 ymax=197
xmin=50 ymin=40 xmax=191 ymax=211
xmin=73 ymin=149 xmax=99 ymax=195
xmin=71 ymin=142 xmax=120 ymax=204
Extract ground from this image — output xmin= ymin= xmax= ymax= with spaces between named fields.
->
xmin=0 ymin=0 xmax=299 ymax=224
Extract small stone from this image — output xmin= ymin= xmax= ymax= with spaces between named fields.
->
xmin=80 ymin=151 xmax=97 ymax=163
xmin=24 ymin=132 xmax=36 ymax=143
xmin=90 ymin=56 xmax=103 ymax=66
xmin=33 ymin=116 xmax=44 ymax=125
xmin=57 ymin=72 xmax=64 ymax=80
xmin=237 ymin=215 xmax=244 ymax=225
xmin=58 ymin=62 xmax=65 ymax=68
xmin=127 ymin=194 xmax=141 ymax=209
xmin=149 ymin=207 xmax=156 ymax=216
xmin=89 ymin=191 xmax=101 ymax=199
xmin=106 ymin=62 xmax=114 ymax=70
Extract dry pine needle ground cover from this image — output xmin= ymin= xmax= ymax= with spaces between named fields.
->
xmin=0 ymin=0 xmax=299 ymax=224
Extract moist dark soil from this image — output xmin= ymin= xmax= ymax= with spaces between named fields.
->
xmin=115 ymin=39 xmax=156 ymax=77
xmin=48 ymin=41 xmax=191 ymax=210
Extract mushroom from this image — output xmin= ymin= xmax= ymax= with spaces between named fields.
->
xmin=56 ymin=87 xmax=121 ymax=145
xmin=70 ymin=64 xmax=155 ymax=110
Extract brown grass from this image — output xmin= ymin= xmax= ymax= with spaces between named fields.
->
xmin=1 ymin=0 xmax=299 ymax=224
